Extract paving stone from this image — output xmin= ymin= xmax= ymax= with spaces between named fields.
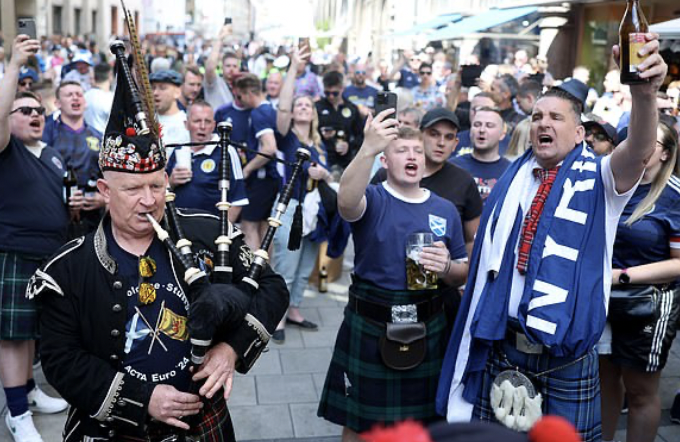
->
xmin=231 ymin=404 xmax=294 ymax=440
xmin=256 ymin=374 xmax=318 ymax=404
xmin=248 ymin=348 xmax=282 ymax=375
xmin=312 ymin=372 xmax=329 ymax=397
xmin=280 ymin=348 xmax=333 ymax=374
xmin=228 ymin=375 xmax=257 ymax=406
xmin=317 ymin=306 xmax=345 ymax=327
xmin=290 ymin=403 xmax=342 ymax=438
xmin=658 ymin=424 xmax=680 ymax=442
xmin=660 ymin=376 xmax=680 ymax=409
xmin=301 ymin=327 xmax=339 ymax=348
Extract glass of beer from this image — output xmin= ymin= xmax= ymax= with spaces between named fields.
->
xmin=406 ymin=233 xmax=437 ymax=290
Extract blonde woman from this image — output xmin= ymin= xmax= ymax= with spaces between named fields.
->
xmin=600 ymin=122 xmax=680 ymax=442
xmin=504 ymin=117 xmax=531 ymax=161
xmin=270 ymin=47 xmax=332 ymax=343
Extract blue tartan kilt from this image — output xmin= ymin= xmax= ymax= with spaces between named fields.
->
xmin=0 ymin=251 xmax=43 ymax=340
xmin=317 ymin=280 xmax=447 ymax=433
xmin=472 ymin=340 xmax=602 ymax=442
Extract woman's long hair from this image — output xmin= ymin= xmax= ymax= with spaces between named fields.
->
xmin=290 ymin=95 xmax=325 ymax=160
xmin=505 ymin=118 xmax=531 ymax=160
xmin=625 ymin=122 xmax=679 ymax=226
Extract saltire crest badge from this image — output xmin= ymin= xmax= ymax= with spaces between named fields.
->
xmin=429 ymin=214 xmax=447 ymax=237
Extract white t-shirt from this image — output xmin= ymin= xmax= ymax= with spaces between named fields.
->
xmin=158 ymin=111 xmax=190 ymax=159
xmin=84 ymin=87 xmax=114 ymax=134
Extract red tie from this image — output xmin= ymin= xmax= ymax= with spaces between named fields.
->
xmin=516 ymin=167 xmax=560 ymax=275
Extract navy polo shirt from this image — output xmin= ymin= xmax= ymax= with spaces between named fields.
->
xmin=43 ymin=113 xmax=102 ymax=185
xmin=451 ymin=154 xmax=511 ymax=202
xmin=343 ymin=84 xmax=379 ymax=109
xmin=247 ymin=102 xmax=280 ymax=181
xmin=166 ymin=139 xmax=249 ymax=215
xmin=0 ymin=137 xmax=69 ymax=256
xmin=214 ymin=103 xmax=251 ymax=166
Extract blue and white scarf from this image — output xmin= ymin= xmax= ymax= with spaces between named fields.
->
xmin=436 ymin=143 xmax=608 ymax=422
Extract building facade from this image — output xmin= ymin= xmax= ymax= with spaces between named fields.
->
xmin=314 ymin=0 xmax=680 ymax=89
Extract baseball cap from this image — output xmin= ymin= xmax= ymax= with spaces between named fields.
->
xmin=420 ymin=107 xmax=460 ymax=131
xmin=583 ymin=119 xmax=618 ymax=145
xmin=71 ymin=52 xmax=93 ymax=66
xmin=149 ymin=69 xmax=183 ymax=86
xmin=18 ymin=67 xmax=39 ymax=83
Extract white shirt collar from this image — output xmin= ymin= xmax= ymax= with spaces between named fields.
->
xmin=381 ymin=181 xmax=430 ymax=203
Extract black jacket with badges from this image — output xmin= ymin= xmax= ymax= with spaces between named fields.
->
xmin=315 ymin=97 xmax=364 ymax=170
xmin=28 ymin=211 xmax=289 ymax=440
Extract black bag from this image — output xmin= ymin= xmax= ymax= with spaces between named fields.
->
xmin=379 ymin=322 xmax=427 ymax=370
xmin=608 ymin=285 xmax=660 ymax=322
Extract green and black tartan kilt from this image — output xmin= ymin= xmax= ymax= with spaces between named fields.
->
xmin=317 ymin=278 xmax=447 ymax=433
xmin=118 ymin=393 xmax=235 ymax=442
xmin=0 ymin=251 xmax=43 ymax=340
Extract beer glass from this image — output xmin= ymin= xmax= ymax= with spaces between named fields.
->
xmin=406 ymin=232 xmax=437 ymax=290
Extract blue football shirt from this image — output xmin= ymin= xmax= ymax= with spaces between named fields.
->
xmin=352 ymin=183 xmax=467 ymax=290
xmin=166 ymin=137 xmax=249 ymax=215
xmin=451 ymin=154 xmax=511 ymax=202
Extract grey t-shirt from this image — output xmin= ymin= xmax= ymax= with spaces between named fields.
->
xmin=203 ymin=75 xmax=234 ymax=110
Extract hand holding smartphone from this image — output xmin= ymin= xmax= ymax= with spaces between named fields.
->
xmin=17 ymin=18 xmax=37 ymax=40
xmin=374 ymin=92 xmax=398 ymax=123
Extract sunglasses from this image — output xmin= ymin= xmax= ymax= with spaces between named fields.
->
xmin=325 ymin=90 xmax=340 ymax=97
xmin=10 ymin=106 xmax=46 ymax=116
xmin=19 ymin=81 xmax=34 ymax=87
xmin=420 ymin=71 xmax=432 ymax=76
xmin=589 ymin=132 xmax=610 ymax=143
xmin=355 ymin=70 xmax=366 ymax=75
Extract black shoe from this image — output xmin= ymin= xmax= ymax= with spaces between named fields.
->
xmin=272 ymin=329 xmax=285 ymax=344
xmin=671 ymin=393 xmax=680 ymax=424
xmin=285 ymin=318 xmax=319 ymax=330
xmin=621 ymin=396 xmax=629 ymax=415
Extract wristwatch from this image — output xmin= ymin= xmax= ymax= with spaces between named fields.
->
xmin=618 ymin=268 xmax=631 ymax=285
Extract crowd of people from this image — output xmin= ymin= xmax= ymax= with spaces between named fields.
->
xmin=0 ymin=20 xmax=680 ymax=442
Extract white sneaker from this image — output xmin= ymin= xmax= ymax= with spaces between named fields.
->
xmin=5 ymin=411 xmax=44 ymax=442
xmin=27 ymin=387 xmax=68 ymax=414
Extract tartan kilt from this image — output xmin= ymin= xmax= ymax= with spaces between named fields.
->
xmin=472 ymin=340 xmax=602 ymax=442
xmin=0 ymin=251 xmax=43 ymax=340
xmin=118 ymin=394 xmax=235 ymax=442
xmin=317 ymin=279 xmax=447 ymax=433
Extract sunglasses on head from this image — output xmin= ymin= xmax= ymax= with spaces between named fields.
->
xmin=325 ymin=90 xmax=340 ymax=97
xmin=10 ymin=106 xmax=46 ymax=116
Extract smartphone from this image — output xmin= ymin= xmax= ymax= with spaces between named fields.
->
xmin=374 ymin=92 xmax=398 ymax=119
xmin=299 ymin=37 xmax=310 ymax=49
xmin=17 ymin=18 xmax=37 ymax=40
xmin=224 ymin=17 xmax=232 ymax=25
xmin=460 ymin=64 xmax=483 ymax=88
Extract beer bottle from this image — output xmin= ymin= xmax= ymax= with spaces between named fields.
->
xmin=319 ymin=266 xmax=328 ymax=293
xmin=619 ymin=0 xmax=649 ymax=85
xmin=63 ymin=167 xmax=78 ymax=205
xmin=85 ymin=176 xmax=98 ymax=198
